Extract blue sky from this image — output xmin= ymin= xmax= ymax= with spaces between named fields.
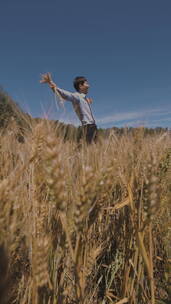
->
xmin=0 ymin=0 xmax=171 ymax=128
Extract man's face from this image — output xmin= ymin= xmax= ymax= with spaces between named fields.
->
xmin=79 ymin=81 xmax=90 ymax=94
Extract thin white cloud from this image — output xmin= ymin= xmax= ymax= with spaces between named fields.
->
xmin=45 ymin=104 xmax=171 ymax=128
xmin=96 ymin=107 xmax=171 ymax=126
xmin=115 ymin=117 xmax=171 ymax=128
xmin=143 ymin=117 xmax=171 ymax=127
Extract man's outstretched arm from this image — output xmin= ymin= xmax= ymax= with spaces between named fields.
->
xmin=40 ymin=73 xmax=79 ymax=103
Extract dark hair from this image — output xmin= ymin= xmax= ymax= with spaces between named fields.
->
xmin=73 ymin=76 xmax=87 ymax=92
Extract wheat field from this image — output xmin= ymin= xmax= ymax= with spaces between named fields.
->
xmin=0 ymin=119 xmax=170 ymax=304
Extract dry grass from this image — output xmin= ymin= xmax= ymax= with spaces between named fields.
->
xmin=0 ymin=120 xmax=170 ymax=304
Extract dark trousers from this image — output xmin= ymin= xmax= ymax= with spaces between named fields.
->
xmin=82 ymin=124 xmax=98 ymax=144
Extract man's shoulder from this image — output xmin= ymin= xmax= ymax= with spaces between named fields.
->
xmin=74 ymin=91 xmax=82 ymax=96
xmin=72 ymin=91 xmax=83 ymax=100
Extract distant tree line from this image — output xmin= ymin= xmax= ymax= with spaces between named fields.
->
xmin=0 ymin=87 xmax=170 ymax=141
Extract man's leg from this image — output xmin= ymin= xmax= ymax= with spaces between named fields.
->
xmin=83 ymin=124 xmax=98 ymax=144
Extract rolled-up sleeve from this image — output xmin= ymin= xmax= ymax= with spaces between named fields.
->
xmin=57 ymin=88 xmax=80 ymax=103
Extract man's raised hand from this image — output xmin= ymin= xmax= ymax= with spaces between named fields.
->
xmin=40 ymin=72 xmax=57 ymax=91
xmin=40 ymin=72 xmax=52 ymax=84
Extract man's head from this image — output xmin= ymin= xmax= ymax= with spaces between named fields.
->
xmin=73 ymin=76 xmax=90 ymax=94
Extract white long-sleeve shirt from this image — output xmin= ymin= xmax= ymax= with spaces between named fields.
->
xmin=57 ymin=87 xmax=96 ymax=126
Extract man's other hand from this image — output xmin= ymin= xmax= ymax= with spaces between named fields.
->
xmin=86 ymin=97 xmax=93 ymax=104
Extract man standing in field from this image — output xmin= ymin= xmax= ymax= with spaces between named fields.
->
xmin=40 ymin=73 xmax=97 ymax=144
